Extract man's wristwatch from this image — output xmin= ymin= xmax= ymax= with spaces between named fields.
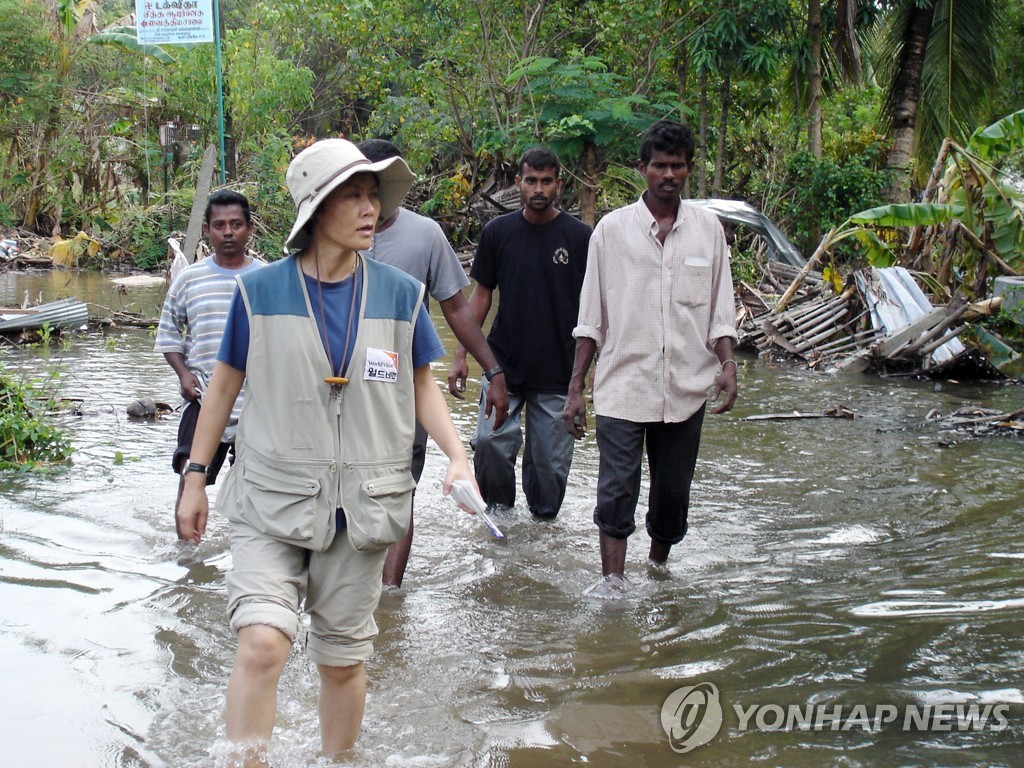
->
xmin=483 ymin=365 xmax=504 ymax=382
xmin=183 ymin=462 xmax=208 ymax=478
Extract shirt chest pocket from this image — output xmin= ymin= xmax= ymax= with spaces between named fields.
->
xmin=673 ymin=264 xmax=711 ymax=307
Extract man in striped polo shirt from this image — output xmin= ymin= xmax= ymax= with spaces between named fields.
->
xmin=155 ymin=189 xmax=264 ymax=535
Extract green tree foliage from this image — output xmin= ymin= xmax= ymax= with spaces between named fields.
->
xmin=0 ymin=0 xmax=59 ymax=131
xmin=0 ymin=0 xmax=174 ymax=238
xmin=0 ymin=0 xmax=1019 ymax=286
xmin=95 ymin=18 xmax=315 ymax=259
xmin=503 ymin=54 xmax=674 ymax=223
xmin=163 ymin=28 xmax=313 ymax=151
xmin=686 ymin=0 xmax=791 ymax=194
xmin=776 ymin=151 xmax=885 ymax=257
xmin=989 ymin=2 xmax=1024 ymax=135
xmin=824 ymin=109 xmax=1024 ymax=297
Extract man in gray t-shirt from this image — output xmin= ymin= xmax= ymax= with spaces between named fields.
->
xmin=359 ymin=139 xmax=509 ymax=588
xmin=365 ymin=206 xmax=466 ymax=310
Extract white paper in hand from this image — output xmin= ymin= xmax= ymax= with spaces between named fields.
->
xmin=449 ymin=480 xmax=504 ymax=539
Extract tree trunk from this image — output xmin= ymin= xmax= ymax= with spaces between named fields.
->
xmin=22 ymin=102 xmax=63 ymax=232
xmin=883 ymin=0 xmax=937 ymax=203
xmin=579 ymin=140 xmax=598 ymax=228
xmin=834 ymin=0 xmax=863 ymax=83
xmin=224 ymin=112 xmax=237 ymax=182
xmin=712 ymin=73 xmax=730 ymax=195
xmin=675 ymin=36 xmax=689 ymax=118
xmin=807 ymin=0 xmax=823 ymax=159
xmin=698 ymin=68 xmax=708 ymax=198
xmin=214 ymin=6 xmax=236 ymax=183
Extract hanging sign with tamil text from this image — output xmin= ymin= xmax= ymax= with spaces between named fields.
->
xmin=135 ymin=0 xmax=215 ymax=45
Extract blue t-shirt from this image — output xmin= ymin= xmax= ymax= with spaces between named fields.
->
xmin=218 ymin=272 xmax=444 ymax=374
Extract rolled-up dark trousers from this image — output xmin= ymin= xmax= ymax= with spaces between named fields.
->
xmin=593 ymin=404 xmax=705 ymax=545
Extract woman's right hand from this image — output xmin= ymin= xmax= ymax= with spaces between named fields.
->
xmin=441 ymin=456 xmax=477 ymax=506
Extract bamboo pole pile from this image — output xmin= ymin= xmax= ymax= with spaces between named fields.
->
xmin=766 ymin=261 xmax=824 ymax=287
xmin=740 ymin=288 xmax=861 ymax=363
xmin=736 ymin=265 xmax=1009 ymax=379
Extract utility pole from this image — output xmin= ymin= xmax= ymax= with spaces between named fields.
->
xmin=214 ymin=0 xmax=227 ymax=185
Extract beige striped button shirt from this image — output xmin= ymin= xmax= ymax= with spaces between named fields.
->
xmin=573 ymin=197 xmax=736 ymax=423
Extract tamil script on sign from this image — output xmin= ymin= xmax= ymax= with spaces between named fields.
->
xmin=135 ymin=0 xmax=215 ymax=45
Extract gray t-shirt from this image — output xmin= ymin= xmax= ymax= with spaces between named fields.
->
xmin=362 ymin=208 xmax=470 ymax=308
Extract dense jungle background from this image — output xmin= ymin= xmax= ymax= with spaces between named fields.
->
xmin=1 ymin=0 xmax=1023 ymax=291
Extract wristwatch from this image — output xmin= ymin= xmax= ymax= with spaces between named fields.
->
xmin=483 ymin=365 xmax=504 ymax=382
xmin=183 ymin=461 xmax=208 ymax=477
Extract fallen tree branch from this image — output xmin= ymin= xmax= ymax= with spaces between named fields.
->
xmin=773 ymin=228 xmax=837 ymax=313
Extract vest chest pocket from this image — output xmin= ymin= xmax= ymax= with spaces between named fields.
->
xmin=343 ymin=461 xmax=416 ymax=552
xmin=237 ymin=456 xmax=338 ymax=551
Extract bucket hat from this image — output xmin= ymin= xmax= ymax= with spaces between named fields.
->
xmin=284 ymin=138 xmax=416 ymax=251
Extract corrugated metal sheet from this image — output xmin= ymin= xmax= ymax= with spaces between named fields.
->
xmin=0 ymin=298 xmax=89 ymax=333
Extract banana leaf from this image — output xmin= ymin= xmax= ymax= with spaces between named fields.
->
xmin=50 ymin=232 xmax=102 ymax=268
xmin=847 ymin=228 xmax=897 ymax=268
xmin=90 ymin=28 xmax=175 ymax=64
xmin=969 ymin=108 xmax=1024 ymax=162
xmin=848 ymin=203 xmax=967 ymax=229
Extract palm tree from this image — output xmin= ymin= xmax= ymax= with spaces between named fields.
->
xmin=877 ymin=0 xmax=1001 ymax=202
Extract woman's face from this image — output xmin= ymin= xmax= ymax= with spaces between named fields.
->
xmin=313 ymin=172 xmax=380 ymax=253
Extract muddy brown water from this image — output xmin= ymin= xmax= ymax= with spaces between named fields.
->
xmin=2 ymin=270 xmax=1022 ymax=767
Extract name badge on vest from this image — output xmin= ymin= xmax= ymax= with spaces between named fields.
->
xmin=364 ymin=348 xmax=400 ymax=383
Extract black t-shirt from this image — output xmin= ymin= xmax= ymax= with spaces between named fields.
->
xmin=471 ymin=210 xmax=591 ymax=393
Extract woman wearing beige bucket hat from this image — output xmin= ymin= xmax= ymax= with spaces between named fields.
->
xmin=176 ymin=138 xmax=481 ymax=763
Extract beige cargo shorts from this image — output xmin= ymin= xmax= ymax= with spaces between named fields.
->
xmin=225 ymin=519 xmax=388 ymax=666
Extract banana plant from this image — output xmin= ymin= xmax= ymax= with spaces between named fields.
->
xmin=22 ymin=0 xmax=95 ymax=229
xmin=825 ymin=108 xmax=1024 ymax=298
xmin=23 ymin=2 xmax=177 ymax=230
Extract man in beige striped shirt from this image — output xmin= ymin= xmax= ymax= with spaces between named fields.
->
xmin=563 ymin=119 xmax=738 ymax=589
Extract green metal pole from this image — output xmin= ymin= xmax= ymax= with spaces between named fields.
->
xmin=213 ymin=0 xmax=226 ymax=184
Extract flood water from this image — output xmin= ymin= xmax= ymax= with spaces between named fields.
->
xmin=2 ymin=269 xmax=1022 ymax=767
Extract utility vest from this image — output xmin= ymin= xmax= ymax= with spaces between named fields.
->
xmin=218 ymin=255 xmax=424 ymax=552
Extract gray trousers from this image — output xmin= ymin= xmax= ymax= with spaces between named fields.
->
xmin=471 ymin=380 xmax=575 ymax=517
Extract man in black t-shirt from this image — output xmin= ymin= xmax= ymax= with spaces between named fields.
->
xmin=450 ymin=147 xmax=591 ymax=518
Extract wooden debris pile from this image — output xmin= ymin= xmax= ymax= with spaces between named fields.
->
xmin=0 ymin=230 xmax=56 ymax=269
xmin=737 ymin=263 xmax=1019 ymax=380
xmin=925 ymin=407 xmax=1024 ymax=438
xmin=737 ymin=261 xmax=875 ymax=368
